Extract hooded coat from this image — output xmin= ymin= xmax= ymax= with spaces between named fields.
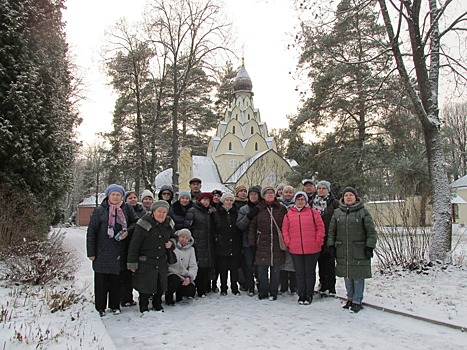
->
xmin=328 ymin=198 xmax=377 ymax=279
xmin=127 ymin=213 xmax=177 ymax=294
xmin=248 ymin=198 xmax=287 ymax=267
xmin=168 ymin=237 xmax=198 ymax=283
xmin=184 ymin=201 xmax=218 ymax=268
xmin=170 ymin=200 xmax=193 ymax=231
xmin=86 ymin=198 xmax=138 ymax=275
xmin=282 ymin=205 xmax=325 ymax=255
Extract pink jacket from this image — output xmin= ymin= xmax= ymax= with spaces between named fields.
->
xmin=282 ymin=205 xmax=325 ymax=255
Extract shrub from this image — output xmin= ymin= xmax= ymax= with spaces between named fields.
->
xmin=0 ymin=184 xmax=50 ymax=247
xmin=0 ymin=230 xmax=77 ymax=285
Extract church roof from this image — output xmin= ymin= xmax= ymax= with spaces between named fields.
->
xmin=192 ymin=156 xmax=231 ymax=192
xmin=233 ymin=61 xmax=253 ymax=92
xmin=451 ymin=175 xmax=467 ymax=188
xmin=225 ymin=150 xmax=269 ymax=183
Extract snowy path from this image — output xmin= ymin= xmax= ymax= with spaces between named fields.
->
xmin=66 ymin=227 xmax=467 ymax=350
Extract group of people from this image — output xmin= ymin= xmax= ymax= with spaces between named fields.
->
xmin=86 ymin=177 xmax=377 ymax=316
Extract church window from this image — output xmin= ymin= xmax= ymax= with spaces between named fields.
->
xmin=229 ymin=142 xmax=232 ymax=150
xmin=251 ymin=126 xmax=254 ymax=134
xmin=232 ymin=126 xmax=236 ymax=134
xmin=255 ymin=142 xmax=258 ymax=151
xmin=248 ymin=114 xmax=250 ymax=120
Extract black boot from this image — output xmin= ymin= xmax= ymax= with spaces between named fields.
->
xmin=165 ymin=292 xmax=175 ymax=306
xmin=153 ymin=293 xmax=164 ymax=311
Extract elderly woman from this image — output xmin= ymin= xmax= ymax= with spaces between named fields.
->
xmin=166 ymin=229 xmax=198 ymax=305
xmin=248 ymin=186 xmax=288 ymax=301
xmin=86 ymin=184 xmax=138 ymax=317
xmin=127 ymin=200 xmax=177 ymax=314
xmin=312 ymin=180 xmax=340 ymax=296
xmin=170 ymin=190 xmax=193 ymax=231
xmin=184 ymin=192 xmax=218 ymax=298
xmin=215 ymin=192 xmax=242 ymax=296
xmin=282 ymin=191 xmax=325 ymax=305
xmin=328 ymin=187 xmax=377 ymax=313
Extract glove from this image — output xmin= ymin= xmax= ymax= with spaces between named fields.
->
xmin=364 ymin=247 xmax=374 ymax=259
xmin=329 ymin=245 xmax=336 ymax=259
xmin=247 ymin=206 xmax=260 ymax=219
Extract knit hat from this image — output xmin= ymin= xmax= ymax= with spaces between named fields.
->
xmin=248 ymin=185 xmax=262 ymax=196
xmin=317 ymin=180 xmax=331 ymax=192
xmin=276 ymin=183 xmax=286 ymax=191
xmin=176 ymin=228 xmax=192 ymax=239
xmin=105 ymin=184 xmax=125 ymax=197
xmin=343 ymin=187 xmax=358 ymax=197
xmin=197 ymin=192 xmax=213 ymax=202
xmin=150 ymin=200 xmax=170 ymax=212
xmin=221 ymin=192 xmax=235 ymax=203
xmin=283 ymin=185 xmax=294 ymax=193
xmin=301 ymin=179 xmax=315 ymax=185
xmin=261 ymin=186 xmax=275 ymax=198
xmin=179 ymin=190 xmax=191 ymax=200
xmin=189 ymin=177 xmax=202 ymax=184
xmin=141 ymin=189 xmax=154 ymax=200
xmin=293 ymin=191 xmax=308 ymax=202
xmin=124 ymin=190 xmax=137 ymax=202
xmin=235 ymin=185 xmax=247 ymax=196
xmin=211 ymin=189 xmax=223 ymax=196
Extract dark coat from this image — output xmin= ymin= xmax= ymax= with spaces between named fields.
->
xmin=184 ymin=201 xmax=218 ymax=268
xmin=236 ymin=201 xmax=257 ymax=248
xmin=328 ymin=198 xmax=377 ymax=279
xmin=215 ymin=205 xmax=242 ymax=257
xmin=315 ymin=195 xmax=340 ymax=252
xmin=86 ymin=199 xmax=138 ymax=275
xmin=170 ymin=200 xmax=193 ymax=231
xmin=127 ymin=214 xmax=177 ymax=294
xmin=248 ymin=199 xmax=287 ymax=267
xmin=132 ymin=203 xmax=147 ymax=219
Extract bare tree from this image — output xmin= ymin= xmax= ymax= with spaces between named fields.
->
xmin=376 ymin=0 xmax=467 ymax=261
xmin=145 ymin=0 xmax=234 ymax=192
xmin=443 ymin=101 xmax=467 ymax=181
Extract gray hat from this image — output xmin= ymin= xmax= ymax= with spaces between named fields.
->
xmin=176 ymin=228 xmax=192 ymax=239
xmin=317 ymin=180 xmax=331 ymax=192
xmin=150 ymin=200 xmax=170 ymax=212
xmin=343 ymin=187 xmax=358 ymax=197
xmin=301 ymin=179 xmax=315 ymax=185
xmin=179 ymin=190 xmax=191 ymax=200
xmin=220 ymin=192 xmax=235 ymax=203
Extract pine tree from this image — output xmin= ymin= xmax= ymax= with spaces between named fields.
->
xmin=0 ymin=0 xmax=79 ymax=237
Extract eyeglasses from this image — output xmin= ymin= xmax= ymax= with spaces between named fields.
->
xmin=295 ymin=197 xmax=307 ymax=201
xmin=161 ymin=192 xmax=171 ymax=196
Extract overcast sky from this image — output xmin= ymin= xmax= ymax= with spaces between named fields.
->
xmin=63 ymin=0 xmax=301 ymax=145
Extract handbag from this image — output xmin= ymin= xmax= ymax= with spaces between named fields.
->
xmin=267 ymin=208 xmax=287 ymax=251
xmin=166 ymin=248 xmax=177 ymax=264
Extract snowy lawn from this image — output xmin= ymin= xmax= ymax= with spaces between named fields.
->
xmin=0 ymin=226 xmax=466 ymax=349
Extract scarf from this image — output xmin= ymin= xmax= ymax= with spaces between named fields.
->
xmin=312 ymin=194 xmax=329 ymax=216
xmin=108 ymin=201 xmax=128 ymax=238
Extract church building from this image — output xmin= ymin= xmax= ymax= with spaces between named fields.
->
xmin=154 ymin=60 xmax=296 ymax=193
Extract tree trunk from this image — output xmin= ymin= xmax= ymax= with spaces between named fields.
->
xmin=425 ymin=126 xmax=452 ymax=261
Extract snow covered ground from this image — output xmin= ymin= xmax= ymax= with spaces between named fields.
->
xmin=0 ymin=226 xmax=466 ymax=349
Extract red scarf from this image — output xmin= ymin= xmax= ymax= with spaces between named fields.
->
xmin=108 ymin=201 xmax=128 ymax=238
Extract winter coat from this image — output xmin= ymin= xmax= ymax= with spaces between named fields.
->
xmin=168 ymin=237 xmax=198 ymax=283
xmin=127 ymin=214 xmax=177 ymax=294
xmin=234 ymin=199 xmax=248 ymax=211
xmin=282 ymin=205 xmax=325 ymax=255
xmin=86 ymin=198 xmax=138 ymax=275
xmin=132 ymin=203 xmax=147 ymax=219
xmin=170 ymin=200 xmax=193 ymax=231
xmin=328 ymin=198 xmax=377 ymax=279
xmin=215 ymin=206 xmax=242 ymax=257
xmin=184 ymin=201 xmax=218 ymax=268
xmin=236 ymin=201 xmax=259 ymax=248
xmin=248 ymin=199 xmax=287 ymax=267
xmin=312 ymin=194 xmax=339 ymax=252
